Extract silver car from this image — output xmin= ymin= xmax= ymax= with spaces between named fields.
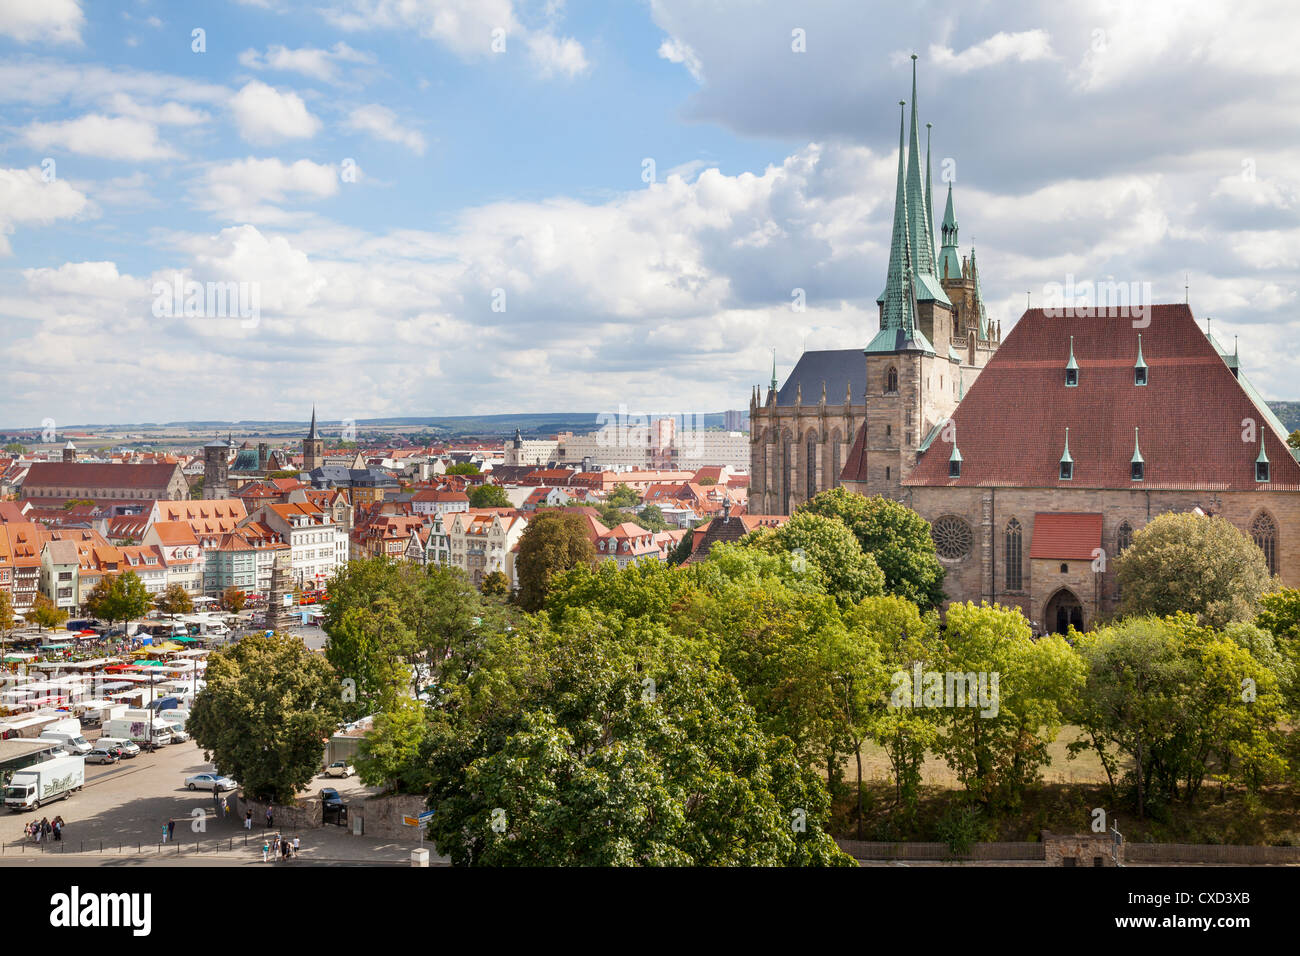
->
xmin=185 ymin=773 xmax=236 ymax=792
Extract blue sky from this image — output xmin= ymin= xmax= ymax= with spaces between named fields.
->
xmin=1 ymin=0 xmax=1298 ymax=427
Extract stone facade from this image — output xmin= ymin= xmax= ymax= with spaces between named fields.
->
xmin=902 ymin=485 xmax=1294 ymax=632
xmin=1042 ymin=830 xmax=1123 ymax=867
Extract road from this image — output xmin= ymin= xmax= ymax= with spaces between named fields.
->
xmin=0 ymin=736 xmax=439 ymax=866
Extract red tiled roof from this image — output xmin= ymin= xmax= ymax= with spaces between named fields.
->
xmin=1028 ymin=512 xmax=1103 ymax=560
xmin=900 ymin=305 xmax=1300 ymax=490
xmin=23 ymin=461 xmax=181 ymax=490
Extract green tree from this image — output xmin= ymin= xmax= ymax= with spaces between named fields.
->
xmin=84 ymin=572 xmax=154 ymax=636
xmin=697 ymin=476 xmax=717 ymax=486
xmin=481 ymin=570 xmax=510 ymax=598
xmin=515 ymin=511 xmax=596 ymax=612
xmin=606 ymin=483 xmax=640 ymax=508
xmin=423 ymin=615 xmax=850 ymax=866
xmin=1115 ymin=512 xmax=1273 ymax=628
xmin=1288 ymin=430 xmax=1300 ymax=451
xmin=28 ymin=593 xmax=67 ymax=632
xmin=355 ymin=696 xmax=428 ymax=793
xmin=445 ymin=463 xmax=481 ymax=476
xmin=468 ymin=484 xmax=511 ymax=509
xmin=929 ymin=602 xmax=1084 ymax=809
xmin=634 ymin=504 xmax=669 ymax=532
xmin=0 ymin=590 xmax=13 ymax=653
xmin=223 ymin=586 xmax=247 ymax=613
xmin=797 ymin=488 xmax=945 ymax=608
xmin=742 ymin=510 xmax=885 ymax=607
xmin=667 ymin=529 xmax=695 ymax=565
xmin=188 ymin=632 xmax=341 ymax=803
xmin=154 ymin=582 xmax=193 ymax=622
xmin=3 ymin=441 xmax=24 ymax=454
xmin=189 ymin=477 xmax=204 ymax=499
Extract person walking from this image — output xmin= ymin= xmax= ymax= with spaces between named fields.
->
xmin=292 ymin=836 xmax=300 ymax=858
xmin=261 ymin=840 xmax=269 ymax=863
xmin=52 ymin=817 xmax=62 ymax=841
xmin=161 ymin=823 xmax=168 ymax=844
xmin=167 ymin=818 xmax=176 ymax=843
xmin=244 ymin=809 xmax=252 ymax=830
xmin=265 ymin=806 xmax=273 ymax=828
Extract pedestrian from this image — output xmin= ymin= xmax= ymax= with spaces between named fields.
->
xmin=292 ymin=836 xmax=300 ymax=857
xmin=244 ymin=809 xmax=252 ymax=830
xmin=280 ymin=837 xmax=289 ymax=860
xmin=167 ymin=818 xmax=176 ymax=842
xmin=52 ymin=817 xmax=62 ymax=841
xmin=261 ymin=840 xmax=269 ymax=863
xmin=162 ymin=823 xmax=168 ymax=844
xmin=265 ymin=806 xmax=273 ymax=828
xmin=34 ymin=821 xmax=42 ymax=844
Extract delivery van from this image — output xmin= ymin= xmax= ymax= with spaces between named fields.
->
xmin=102 ymin=718 xmax=172 ymax=751
xmin=3 ymin=755 xmax=85 ymax=810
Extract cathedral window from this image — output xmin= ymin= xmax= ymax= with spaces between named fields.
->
xmin=932 ymin=516 xmax=973 ymax=561
xmin=831 ymin=437 xmax=841 ymax=488
xmin=1117 ymin=520 xmax=1133 ymax=554
xmin=1004 ymin=519 xmax=1023 ymax=590
xmin=806 ymin=433 xmax=818 ymax=500
xmin=886 ymin=367 xmax=898 ymax=394
xmin=1251 ymin=512 xmax=1278 ymax=575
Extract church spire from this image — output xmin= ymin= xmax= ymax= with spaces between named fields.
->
xmin=770 ymin=349 xmax=777 ymax=393
xmin=938 ymin=182 xmax=961 ymax=282
xmin=874 ymin=101 xmax=917 ymax=340
xmin=308 ymin=405 xmax=317 ymax=441
xmin=903 ymin=55 xmax=946 ymax=307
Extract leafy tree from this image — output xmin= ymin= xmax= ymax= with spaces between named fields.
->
xmin=697 ymin=476 xmax=717 ymax=486
xmin=0 ymin=590 xmax=13 ymax=651
xmin=1115 ymin=512 xmax=1273 ymax=628
xmin=515 ymin=511 xmax=596 ymax=612
xmin=28 ymin=593 xmax=67 ymax=632
xmin=667 ymin=529 xmax=695 ymax=565
xmin=189 ymin=477 xmax=204 ymax=499
xmin=84 ymin=571 xmax=154 ymax=636
xmin=481 ymin=571 xmax=510 ymax=598
xmin=188 ymin=632 xmax=341 ymax=803
xmin=1289 ymin=430 xmax=1300 ymax=451
xmin=606 ymin=483 xmax=640 ymax=508
xmin=798 ymin=488 xmax=945 ymax=608
xmin=634 ymin=504 xmax=669 ymax=532
xmin=154 ymin=582 xmax=193 ymax=622
xmin=356 ymin=696 xmax=428 ymax=793
xmin=1073 ymin=615 xmax=1288 ymax=815
xmin=3 ymin=441 xmax=24 ymax=454
xmin=741 ymin=510 xmax=885 ymax=607
xmin=423 ymin=614 xmax=850 ymax=866
xmin=223 ymin=586 xmax=247 ymax=613
xmin=468 ymin=484 xmax=511 ymax=509
xmin=929 ymin=602 xmax=1084 ymax=809
xmin=61 ymin=498 xmax=95 ymax=510
xmin=445 ymin=463 xmax=481 ymax=476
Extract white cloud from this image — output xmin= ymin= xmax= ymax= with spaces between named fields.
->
xmin=229 ymin=81 xmax=322 ymax=145
xmin=928 ymin=30 xmax=1056 ymax=73
xmin=0 ymin=0 xmax=83 ymax=45
xmin=344 ymin=105 xmax=426 ymax=154
xmin=0 ymin=166 xmax=91 ymax=255
xmin=20 ymin=115 xmax=178 ymax=161
xmin=658 ymin=37 xmax=703 ymax=82
xmin=196 ymin=158 xmax=339 ymax=222
xmin=526 ymin=32 xmax=589 ymax=79
xmin=238 ymin=42 xmax=374 ymax=83
xmin=323 ymin=0 xmax=589 ymax=79
xmin=104 ymin=93 xmax=208 ymax=126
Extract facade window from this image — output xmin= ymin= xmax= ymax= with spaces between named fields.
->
xmin=781 ymin=436 xmax=792 ymax=513
xmin=1135 ymin=366 xmax=1147 ymax=386
xmin=1131 ymin=461 xmax=1144 ymax=481
xmin=1251 ymin=512 xmax=1278 ymax=575
xmin=1004 ymin=519 xmax=1023 ymax=590
xmin=1060 ymin=563 xmax=1069 ymax=573
xmin=885 ymin=466 xmax=890 ymax=480
xmin=886 ymin=366 xmax=898 ymax=394
xmin=1116 ymin=520 xmax=1133 ymax=554
xmin=806 ymin=434 xmax=818 ymax=500
xmin=1257 ymin=459 xmax=1270 ymax=483
xmin=1059 ymin=461 xmax=1073 ymax=480
xmin=949 ymin=458 xmax=960 ymax=478
xmin=831 ymin=436 xmax=841 ymax=489
xmin=932 ymin=516 xmax=973 ymax=561
xmin=886 ymin=424 xmax=892 ymax=436
xmin=1065 ymin=368 xmax=1078 ymax=387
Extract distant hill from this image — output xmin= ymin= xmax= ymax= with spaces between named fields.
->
xmin=1267 ymin=402 xmax=1300 ymax=434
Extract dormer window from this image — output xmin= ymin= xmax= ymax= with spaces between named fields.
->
xmin=1059 ymin=427 xmax=1074 ymax=480
xmin=948 ymin=445 xmax=962 ymax=479
xmin=1256 ymin=443 xmax=1270 ymax=483
xmin=1134 ymin=333 xmax=1148 ymax=385
xmin=1065 ymin=336 xmax=1080 ymax=387
xmin=1130 ymin=427 xmax=1144 ymax=481
xmin=1131 ymin=461 xmax=1144 ymax=481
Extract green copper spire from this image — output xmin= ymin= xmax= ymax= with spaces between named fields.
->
xmin=903 ymin=56 xmax=948 ymax=306
xmin=925 ymin=122 xmax=934 ymax=262
xmin=770 ymin=348 xmax=777 ymax=392
xmin=1131 ymin=426 xmax=1144 ymax=464
xmin=938 ymin=182 xmax=961 ymax=282
xmin=872 ymin=101 xmax=918 ymax=342
xmin=970 ymin=245 xmax=990 ymax=338
xmin=1066 ymin=335 xmax=1078 ymax=371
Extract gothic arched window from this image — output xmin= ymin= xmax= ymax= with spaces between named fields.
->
xmin=805 ymin=432 xmax=818 ymax=500
xmin=781 ymin=434 xmax=793 ymax=513
xmin=1004 ymin=518 xmax=1023 ymax=590
xmin=886 ymin=367 xmax=898 ymax=394
xmin=1116 ymin=520 xmax=1133 ymax=555
xmin=831 ymin=431 xmax=842 ymax=489
xmin=1251 ymin=511 xmax=1278 ymax=575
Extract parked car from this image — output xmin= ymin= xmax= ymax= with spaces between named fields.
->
xmin=185 ymin=773 xmax=237 ymax=792
xmin=85 ymin=748 xmax=120 ymax=765
xmin=320 ymin=787 xmax=344 ymax=808
xmin=324 ymin=760 xmax=355 ymax=778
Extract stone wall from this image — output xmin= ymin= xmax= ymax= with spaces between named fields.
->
xmin=904 ymin=485 xmax=1299 ymax=628
xmin=234 ymin=792 xmax=323 ymax=830
xmin=1042 ymin=830 xmax=1124 ymax=866
xmin=352 ymin=793 xmax=429 ymax=841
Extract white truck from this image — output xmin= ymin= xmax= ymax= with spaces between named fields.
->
xmin=102 ymin=718 xmax=172 ymax=751
xmin=4 ymin=755 xmax=85 ymax=810
xmin=38 ymin=717 xmax=91 ymax=755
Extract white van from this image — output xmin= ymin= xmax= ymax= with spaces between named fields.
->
xmin=39 ymin=731 xmax=92 ymax=755
xmin=96 ymin=737 xmax=140 ymax=758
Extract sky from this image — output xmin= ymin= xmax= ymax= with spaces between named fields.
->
xmin=1 ymin=0 xmax=1297 ymax=428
